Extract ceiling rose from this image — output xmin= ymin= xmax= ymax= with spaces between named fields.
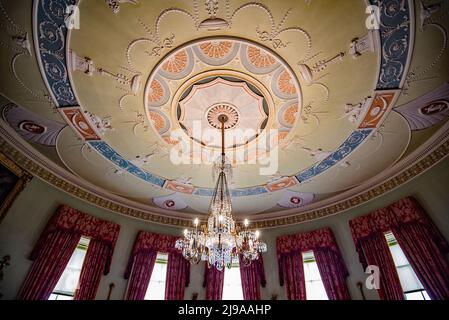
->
xmin=144 ymin=38 xmax=301 ymax=162
xmin=207 ymin=104 xmax=239 ymax=130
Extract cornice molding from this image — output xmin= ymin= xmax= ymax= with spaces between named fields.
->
xmin=1 ymin=118 xmax=448 ymax=229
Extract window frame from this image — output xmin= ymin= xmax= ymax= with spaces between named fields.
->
xmin=49 ymin=236 xmax=90 ymax=300
xmin=144 ymin=252 xmax=169 ymax=300
xmin=222 ymin=258 xmax=244 ymax=301
xmin=384 ymin=231 xmax=431 ymax=300
xmin=302 ymin=250 xmax=329 ymax=300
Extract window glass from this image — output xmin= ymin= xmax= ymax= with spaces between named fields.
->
xmin=48 ymin=237 xmax=90 ymax=300
xmin=302 ymin=251 xmax=328 ymax=300
xmin=222 ymin=258 xmax=244 ymax=300
xmin=384 ymin=231 xmax=431 ymax=300
xmin=144 ymin=252 xmax=168 ymax=300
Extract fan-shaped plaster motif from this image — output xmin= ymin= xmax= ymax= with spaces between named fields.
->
xmin=2 ymin=103 xmax=66 ymax=146
xmin=271 ymin=68 xmax=299 ymax=99
xmin=145 ymin=75 xmax=170 ymax=107
xmin=158 ymin=48 xmax=194 ymax=80
xmin=278 ymin=101 xmax=299 ymax=128
xmin=193 ymin=41 xmax=239 ymax=66
xmin=178 ymin=77 xmax=267 ymax=149
xmin=240 ymin=44 xmax=280 ymax=74
xmin=395 ymin=82 xmax=449 ymax=130
xmin=148 ymin=110 xmax=170 ymax=134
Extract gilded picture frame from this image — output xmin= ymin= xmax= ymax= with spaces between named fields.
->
xmin=0 ymin=152 xmax=32 ymax=223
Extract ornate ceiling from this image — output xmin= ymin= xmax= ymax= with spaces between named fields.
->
xmin=0 ymin=0 xmax=449 ymax=226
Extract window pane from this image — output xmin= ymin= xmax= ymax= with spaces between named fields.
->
xmin=49 ymin=293 xmax=73 ymax=300
xmin=302 ymin=251 xmax=328 ymax=300
xmin=50 ymin=237 xmax=90 ymax=298
xmin=397 ymin=265 xmax=423 ymax=292
xmin=222 ymin=259 xmax=243 ymax=300
xmin=145 ymin=252 xmax=168 ymax=300
xmin=389 ymin=244 xmax=409 ymax=267
xmin=405 ymin=291 xmax=428 ymax=300
xmin=384 ymin=232 xmax=430 ymax=299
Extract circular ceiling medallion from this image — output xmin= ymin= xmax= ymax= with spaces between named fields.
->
xmin=19 ymin=121 xmax=46 ymax=134
xmin=420 ymin=100 xmax=449 ymax=115
xmin=207 ymin=104 xmax=239 ymax=129
xmin=143 ymin=37 xmax=301 ymax=163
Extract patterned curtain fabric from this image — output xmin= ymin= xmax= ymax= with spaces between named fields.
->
xmin=276 ymin=227 xmax=350 ymax=300
xmin=391 ymin=199 xmax=449 ymax=300
xmin=203 ymin=263 xmax=225 ymax=300
xmin=165 ymin=252 xmax=191 ymax=300
xmin=124 ymin=231 xmax=190 ymax=300
xmin=279 ymin=251 xmax=305 ymax=300
xmin=393 ymin=223 xmax=449 ymax=299
xmin=75 ymin=240 xmax=110 ymax=300
xmin=349 ymin=196 xmax=449 ymax=300
xmin=314 ymin=249 xmax=351 ymax=300
xmin=18 ymin=205 xmax=120 ymax=300
xmin=239 ymin=255 xmax=267 ymax=300
xmin=125 ymin=251 xmax=158 ymax=300
xmin=359 ymin=233 xmax=404 ymax=300
xmin=18 ymin=231 xmax=81 ymax=300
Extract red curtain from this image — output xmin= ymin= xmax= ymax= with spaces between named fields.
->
xmin=18 ymin=231 xmax=81 ymax=300
xmin=203 ymin=263 xmax=225 ymax=300
xmin=314 ymin=248 xmax=351 ymax=300
xmin=279 ymin=251 xmax=305 ymax=300
xmin=277 ymin=227 xmax=350 ymax=300
xmin=391 ymin=199 xmax=449 ymax=299
xmin=74 ymin=240 xmax=109 ymax=300
xmin=349 ymin=196 xmax=449 ymax=300
xmin=239 ymin=255 xmax=266 ymax=300
xmin=360 ymin=233 xmax=404 ymax=300
xmin=124 ymin=231 xmax=190 ymax=300
xmin=18 ymin=205 xmax=120 ymax=300
xmin=165 ymin=252 xmax=191 ymax=300
xmin=125 ymin=251 xmax=158 ymax=300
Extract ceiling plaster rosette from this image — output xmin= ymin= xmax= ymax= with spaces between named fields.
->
xmin=144 ymin=38 xmax=302 ymax=164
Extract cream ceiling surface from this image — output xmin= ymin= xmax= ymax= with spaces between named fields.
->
xmin=1 ymin=0 xmax=449 ymax=223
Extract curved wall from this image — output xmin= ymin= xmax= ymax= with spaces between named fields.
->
xmin=0 ymin=156 xmax=448 ymax=300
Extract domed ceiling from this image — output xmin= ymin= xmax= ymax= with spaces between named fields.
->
xmin=0 ymin=0 xmax=449 ymax=227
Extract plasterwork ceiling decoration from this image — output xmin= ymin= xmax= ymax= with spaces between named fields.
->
xmin=0 ymin=0 xmax=448 ymax=224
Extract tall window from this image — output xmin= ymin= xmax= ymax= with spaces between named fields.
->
xmin=144 ymin=252 xmax=168 ymax=300
xmin=222 ymin=258 xmax=243 ymax=300
xmin=302 ymin=251 xmax=328 ymax=300
xmin=48 ymin=237 xmax=90 ymax=300
xmin=384 ymin=231 xmax=431 ymax=300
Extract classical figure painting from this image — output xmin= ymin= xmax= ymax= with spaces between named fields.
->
xmin=0 ymin=153 xmax=32 ymax=223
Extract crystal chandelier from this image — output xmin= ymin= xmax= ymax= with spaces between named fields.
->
xmin=175 ymin=115 xmax=267 ymax=271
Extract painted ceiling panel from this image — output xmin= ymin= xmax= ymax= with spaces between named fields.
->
xmin=0 ymin=0 xmax=448 ymax=224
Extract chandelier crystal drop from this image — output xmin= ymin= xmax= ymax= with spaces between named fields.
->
xmin=175 ymin=114 xmax=267 ymax=271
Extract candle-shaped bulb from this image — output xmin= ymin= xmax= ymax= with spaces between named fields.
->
xmin=194 ymin=218 xmax=199 ymax=227
xmin=255 ymin=230 xmax=260 ymax=239
xmin=184 ymin=229 xmax=188 ymax=236
xmin=244 ymin=219 xmax=249 ymax=227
